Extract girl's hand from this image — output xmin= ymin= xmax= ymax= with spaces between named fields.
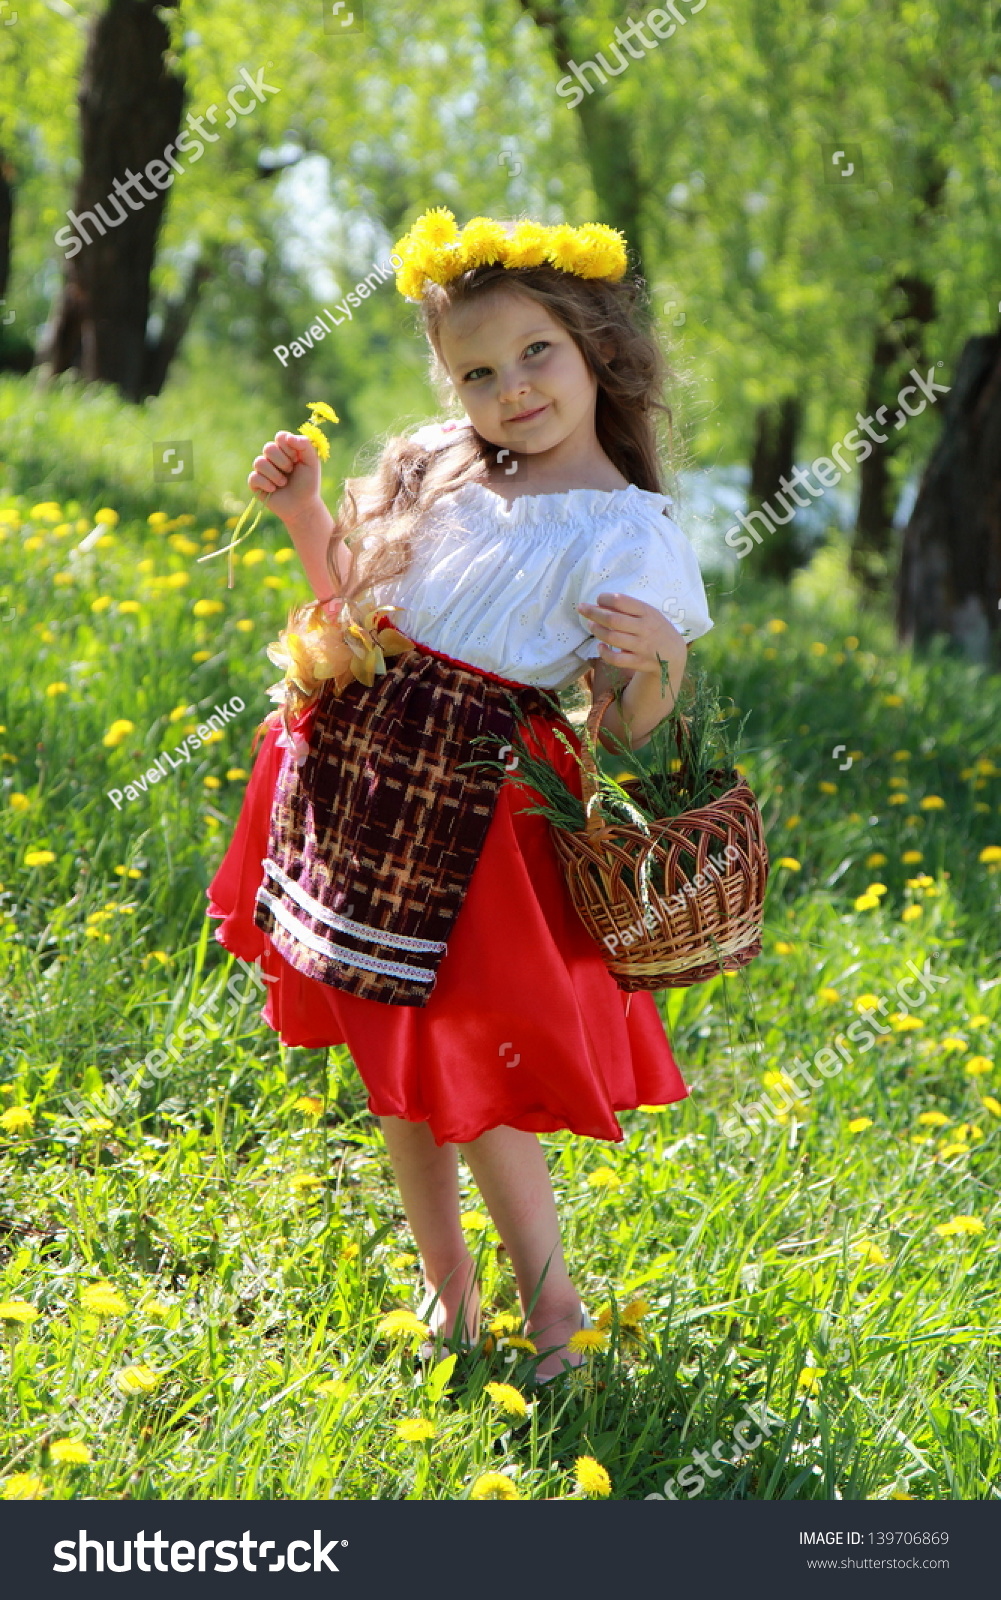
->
xmin=577 ymin=592 xmax=686 ymax=675
xmin=248 ymin=431 xmax=324 ymax=530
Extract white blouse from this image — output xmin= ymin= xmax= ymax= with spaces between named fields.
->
xmin=373 ymin=436 xmax=714 ymax=692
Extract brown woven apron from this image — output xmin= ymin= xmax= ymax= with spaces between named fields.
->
xmin=253 ymin=643 xmax=563 ymax=1006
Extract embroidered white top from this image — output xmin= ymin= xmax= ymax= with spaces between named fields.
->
xmin=373 ymin=426 xmax=714 ymax=692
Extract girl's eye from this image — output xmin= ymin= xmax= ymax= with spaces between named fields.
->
xmin=462 ymin=367 xmax=492 ymax=382
xmin=524 ymin=341 xmax=549 ymax=358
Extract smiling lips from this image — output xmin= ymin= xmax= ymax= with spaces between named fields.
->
xmin=506 ymin=403 xmax=549 ymax=423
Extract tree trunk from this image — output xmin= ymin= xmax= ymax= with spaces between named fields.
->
xmin=896 ymin=334 xmax=1001 ymax=668
xmin=43 ymin=0 xmax=184 ymax=401
xmin=748 ymin=394 xmax=802 ymax=582
xmin=852 ymin=275 xmax=936 ymax=587
xmin=0 ymin=147 xmax=33 ymax=374
xmin=516 ymin=0 xmax=646 ymax=273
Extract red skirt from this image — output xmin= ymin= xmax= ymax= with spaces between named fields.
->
xmin=206 ymin=689 xmax=688 ymax=1145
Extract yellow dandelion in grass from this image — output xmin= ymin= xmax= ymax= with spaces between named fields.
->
xmin=102 ymin=718 xmax=135 ymax=748
xmin=340 ymin=1242 xmax=360 ymax=1262
xmin=965 ymin=1056 xmax=993 ymax=1076
xmin=621 ymin=1298 xmax=652 ymax=1326
xmin=765 ymin=618 xmax=788 ymax=634
xmin=891 ymin=1014 xmax=923 ymax=1030
xmin=818 ymin=781 xmax=838 ymax=795
xmin=575 ymin=1455 xmax=612 ymax=1497
xmin=568 ymin=1328 xmax=608 ymax=1354
xmin=80 ymin=1280 xmax=129 ymax=1317
xmin=242 ymin=548 xmax=267 ymax=567
xmin=587 ymin=1166 xmax=622 ymax=1189
xmin=377 ymin=1309 xmax=431 ymax=1341
xmin=226 ymin=768 xmax=248 ymax=781
xmin=890 ymin=1491 xmax=918 ymax=1500
xmin=142 ymin=1300 xmax=172 ymax=1319
xmin=917 ymin=1111 xmax=950 ymax=1127
xmin=783 ymin=814 xmax=801 ymax=829
xmin=191 ymin=650 xmax=211 ymax=662
xmin=299 ymin=421 xmax=330 ymax=462
xmin=395 ymin=1417 xmax=436 ymax=1442
xmin=289 ymin=1173 xmax=324 ymax=1191
xmin=919 ymin=795 xmax=946 ymax=811
xmin=44 ymin=681 xmax=68 ymax=698
xmin=94 ymin=508 xmax=119 ymax=527
xmin=2 ymin=1473 xmax=45 ymax=1499
xmin=470 ymin=1471 xmax=521 ymax=1500
xmin=112 ymin=1363 xmax=160 ymax=1395
xmin=818 ymin=987 xmax=840 ymax=1003
xmin=934 ymin=1215 xmax=985 ymax=1237
xmin=50 ymin=1439 xmax=91 ymax=1465
xmin=981 ymin=1096 xmax=1001 ymax=1117
xmin=855 ymin=995 xmax=881 ymax=1014
xmin=940 ymin=1037 xmax=968 ymax=1054
xmin=854 ymin=892 xmax=880 ymax=911
xmin=848 ymin=1117 xmax=874 ymax=1133
xmin=293 ymin=1095 xmax=324 ymax=1116
xmin=969 ymin=1013 xmax=990 ymax=1027
xmin=854 ymin=1240 xmax=888 ymax=1266
xmin=460 ymin=1209 xmax=490 ymax=1230
xmin=192 ymin=598 xmax=224 ymax=617
xmin=865 ymin=852 xmax=888 ymax=868
xmin=866 ymin=883 xmax=888 ymax=897
xmin=797 ymin=1366 xmax=826 ymax=1393
xmin=23 ymin=849 xmax=55 ymax=868
xmin=888 ymin=793 xmax=909 ymax=805
xmin=901 ymin=850 xmax=923 ymax=864
xmin=776 ymin=857 xmax=801 ymax=871
xmin=938 ymin=1142 xmax=969 ymax=1160
xmin=501 ymin=1335 xmax=538 ymax=1354
xmin=484 ymin=1313 xmax=521 ymax=1341
xmin=8 ymin=792 xmax=29 ymax=812
xmin=485 ymin=1381 xmax=529 ymax=1419
xmin=901 ymin=904 xmax=923 ymax=923
xmin=882 ymin=693 xmax=904 ymax=707
xmin=774 ymin=940 xmax=795 ymax=954
xmin=0 ymin=1299 xmax=39 ymax=1324
xmin=0 ymin=1106 xmax=34 ymax=1133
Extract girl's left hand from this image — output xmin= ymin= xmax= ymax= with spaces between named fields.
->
xmin=577 ymin=592 xmax=686 ymax=674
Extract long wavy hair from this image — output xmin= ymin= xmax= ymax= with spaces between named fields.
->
xmin=324 ymin=256 xmax=674 ymax=606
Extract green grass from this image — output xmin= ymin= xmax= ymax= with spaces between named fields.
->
xmin=1 ymin=479 xmax=999 ymax=1502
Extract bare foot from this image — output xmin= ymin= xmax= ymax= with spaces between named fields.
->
xmin=528 ymin=1297 xmax=586 ymax=1382
xmin=419 ymin=1255 xmax=481 ymax=1345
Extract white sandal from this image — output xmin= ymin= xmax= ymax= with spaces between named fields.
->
xmin=532 ymin=1303 xmax=593 ymax=1386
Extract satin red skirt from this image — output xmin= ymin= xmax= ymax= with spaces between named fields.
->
xmin=206 ymin=690 xmax=688 ymax=1145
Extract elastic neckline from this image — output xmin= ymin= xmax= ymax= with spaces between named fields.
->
xmin=454 ymin=479 xmax=673 ymax=524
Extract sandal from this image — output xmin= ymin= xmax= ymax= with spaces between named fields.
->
xmin=532 ymin=1303 xmax=593 ymax=1386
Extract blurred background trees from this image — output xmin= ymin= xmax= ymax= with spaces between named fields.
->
xmin=0 ymin=0 xmax=998 ymax=658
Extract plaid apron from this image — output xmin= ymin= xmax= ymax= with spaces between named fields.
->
xmin=253 ymin=644 xmax=564 ymax=1006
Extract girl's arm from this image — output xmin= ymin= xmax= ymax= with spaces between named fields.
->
xmin=248 ymin=430 xmax=353 ymax=602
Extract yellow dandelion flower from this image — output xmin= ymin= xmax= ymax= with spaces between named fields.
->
xmin=774 ymin=940 xmax=796 ymax=954
xmin=809 ymin=641 xmax=827 ymax=656
xmin=407 ymin=206 xmax=459 ymax=248
xmin=938 ymin=1142 xmax=970 ymax=1159
xmin=340 ymin=1242 xmax=360 ymax=1260
xmin=545 ymin=223 xmax=591 ymax=274
xmin=484 ymin=1381 xmax=529 ymax=1418
xmin=567 ymin=1328 xmax=608 ymax=1353
xmin=969 ymin=1014 xmax=990 ymax=1027
xmin=978 ymin=845 xmax=1001 ymax=864
xmin=901 ymin=904 xmax=923 ymax=922
xmin=4 ymin=788 xmax=25 ymax=809
xmin=299 ymin=420 xmax=330 ymax=462
xmin=143 ymin=1300 xmax=172 ymax=1319
xmin=854 ymin=892 xmax=880 ymax=911
xmin=81 ymin=1280 xmax=129 ymax=1317
xmin=844 ymin=635 xmax=859 ymax=649
xmin=965 ymin=1056 xmax=993 ymax=1076
xmin=621 ymin=1298 xmax=651 ymax=1326
xmin=395 ymin=1417 xmax=436 ymax=1441
xmin=148 ymin=511 xmax=169 ymax=527
xmin=242 ymin=548 xmax=267 ymax=566
xmin=575 ymin=1455 xmax=612 ymax=1496
xmin=855 ymin=995 xmax=881 ymax=1014
xmin=818 ymin=987 xmax=840 ymax=1003
xmin=192 ymin=599 xmax=224 ymax=617
xmin=112 ymin=1363 xmax=160 ymax=1395
xmin=901 ymin=850 xmax=923 ymax=864
xmin=489 ymin=1312 xmax=523 ymax=1336
xmin=919 ymin=795 xmax=946 ymax=810
xmin=866 ymin=883 xmax=888 ymax=897
xmin=933 ymin=1215 xmax=985 ymax=1237
xmin=0 ymin=1299 xmax=39 ymax=1323
xmin=776 ymin=857 xmax=801 ymax=870
xmin=315 ymin=1378 xmax=351 ymax=1401
xmin=981 ymin=1096 xmax=1001 ymax=1116
xmin=460 ymin=1209 xmax=490 ymax=1230
xmin=891 ymin=1014 xmax=923 ymax=1030
xmin=469 ymin=1471 xmax=521 ymax=1500
xmin=797 ymin=1366 xmax=826 ymax=1393
xmin=294 ymin=1095 xmax=324 ymax=1115
xmin=848 ymin=1116 xmax=873 ymax=1133
xmin=501 ymin=1335 xmax=538 ymax=1353
xmin=50 ymin=1440 xmax=91 ymax=1465
xmin=505 ymin=220 xmax=550 ymax=268
xmin=306 ymin=400 xmax=340 ymax=424
xmin=940 ymin=1037 xmax=967 ymax=1054
xmin=819 ymin=780 xmax=838 ymax=795
xmin=117 ymin=600 xmax=141 ymax=615
xmin=45 ymin=681 xmax=68 ymax=697
xmin=866 ymin=852 xmax=888 ymax=867
xmin=289 ymin=1173 xmax=324 ymax=1190
xmin=765 ymin=618 xmax=788 ymax=633
xmin=0 ymin=1105 xmax=34 ymax=1133
xmin=888 ymin=792 xmax=908 ymax=805
xmin=586 ymin=1166 xmax=622 ymax=1189
xmin=882 ymin=693 xmax=904 ymax=707
xmin=102 ymin=718 xmax=135 ymax=747
xmin=2 ymin=1473 xmax=45 ymax=1499
xmin=94 ymin=508 xmax=119 ymax=526
xmin=783 ymin=814 xmax=801 ymax=829
xmin=202 ymin=775 xmax=221 ymax=789
xmin=377 ymin=1309 xmax=430 ymax=1341
xmin=22 ymin=844 xmax=55 ymax=870
xmin=459 ymin=215 xmax=510 ymax=269
xmin=226 ymin=768 xmax=248 ymax=781
xmin=572 ymin=222 xmax=628 ymax=279
xmin=854 ymin=1240 xmax=888 ymax=1266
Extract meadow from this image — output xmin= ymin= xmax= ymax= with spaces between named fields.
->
xmin=1 ymin=386 xmax=999 ymax=1502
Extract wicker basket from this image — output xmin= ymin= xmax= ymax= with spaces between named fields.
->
xmin=549 ymin=689 xmax=769 ymax=991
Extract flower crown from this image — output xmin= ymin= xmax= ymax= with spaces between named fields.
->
xmin=392 ymin=208 xmax=628 ymax=299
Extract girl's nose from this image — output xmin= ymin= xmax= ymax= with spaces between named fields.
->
xmin=497 ymin=367 xmax=531 ymax=403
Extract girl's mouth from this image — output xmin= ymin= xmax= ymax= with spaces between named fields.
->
xmin=507 ymin=403 xmax=549 ymax=424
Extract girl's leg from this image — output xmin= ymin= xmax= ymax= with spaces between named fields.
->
xmin=379 ymin=1116 xmax=480 ymax=1342
xmin=457 ymin=1125 xmax=583 ymax=1380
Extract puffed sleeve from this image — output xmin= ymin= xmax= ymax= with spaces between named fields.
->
xmin=573 ymin=497 xmax=713 ymax=663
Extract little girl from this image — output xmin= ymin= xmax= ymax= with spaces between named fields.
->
xmin=207 ymin=210 xmax=713 ymax=1381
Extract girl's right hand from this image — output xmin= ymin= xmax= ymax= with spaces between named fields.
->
xmin=248 ymin=431 xmax=323 ymax=528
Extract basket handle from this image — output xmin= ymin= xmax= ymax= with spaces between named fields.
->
xmin=580 ymin=683 xmax=693 ymax=833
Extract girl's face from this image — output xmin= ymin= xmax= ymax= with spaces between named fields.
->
xmin=436 ymin=288 xmax=599 ymax=459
